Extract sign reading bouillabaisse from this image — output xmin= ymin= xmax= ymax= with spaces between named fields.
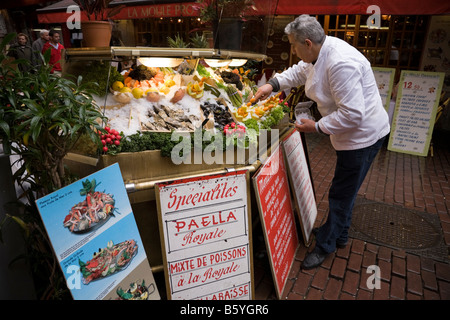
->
xmin=155 ymin=170 xmax=253 ymax=300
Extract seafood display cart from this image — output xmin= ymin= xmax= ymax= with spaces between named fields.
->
xmin=62 ymin=47 xmax=297 ymax=299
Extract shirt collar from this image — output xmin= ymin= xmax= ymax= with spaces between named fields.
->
xmin=313 ymin=36 xmax=328 ymax=66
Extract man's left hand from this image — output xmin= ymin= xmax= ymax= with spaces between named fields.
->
xmin=294 ymin=118 xmax=317 ymax=133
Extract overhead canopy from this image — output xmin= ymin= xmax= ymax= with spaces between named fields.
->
xmin=37 ymin=0 xmax=198 ymax=24
xmin=275 ymin=0 xmax=450 ymax=15
xmin=37 ymin=0 xmax=450 ymax=24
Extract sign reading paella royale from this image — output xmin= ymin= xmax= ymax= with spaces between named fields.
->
xmin=155 ymin=170 xmax=253 ymax=300
xmin=36 ymin=163 xmax=160 ymax=300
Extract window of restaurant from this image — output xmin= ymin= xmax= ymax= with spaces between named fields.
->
xmin=323 ymin=14 xmax=429 ymax=81
xmin=134 ymin=17 xmax=204 ymax=47
xmin=267 ymin=15 xmax=429 ymax=82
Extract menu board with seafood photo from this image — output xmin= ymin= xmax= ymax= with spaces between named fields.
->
xmin=36 ymin=163 xmax=160 ymax=300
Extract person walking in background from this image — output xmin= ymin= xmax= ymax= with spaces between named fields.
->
xmin=32 ymin=29 xmax=49 ymax=66
xmin=42 ymin=29 xmax=64 ymax=75
xmin=253 ymin=15 xmax=390 ymax=270
xmin=7 ymin=33 xmax=34 ymax=72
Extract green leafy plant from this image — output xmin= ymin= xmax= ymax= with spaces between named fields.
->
xmin=80 ymin=61 xmax=123 ymax=97
xmin=73 ymin=0 xmax=125 ymax=21
xmin=190 ymin=33 xmax=208 ymax=48
xmin=0 ymin=33 xmax=107 ymax=299
xmin=167 ymin=33 xmax=190 ymax=48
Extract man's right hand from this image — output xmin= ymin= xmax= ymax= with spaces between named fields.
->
xmin=252 ymin=83 xmax=274 ymax=102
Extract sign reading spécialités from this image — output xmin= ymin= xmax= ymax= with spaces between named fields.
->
xmin=155 ymin=170 xmax=253 ymax=300
xmin=388 ymin=70 xmax=445 ymax=156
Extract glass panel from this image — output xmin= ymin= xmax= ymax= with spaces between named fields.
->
xmin=375 ymin=50 xmax=385 ymax=65
xmin=402 ymin=34 xmax=413 ymax=50
xmin=389 ymin=46 xmax=399 ymax=66
xmin=345 ymin=31 xmax=355 ymax=44
xmin=413 ymin=32 xmax=425 ymax=48
xmin=335 ymin=31 xmax=345 ymax=40
xmin=328 ymin=15 xmax=337 ymax=29
xmin=411 ymin=51 xmax=422 ymax=68
xmin=360 ymin=14 xmax=370 ymax=28
xmin=366 ymin=50 xmax=376 ymax=64
xmin=392 ymin=32 xmax=403 ymax=48
xmin=377 ymin=31 xmax=388 ymax=47
xmin=399 ymin=50 xmax=411 ymax=66
xmin=317 ymin=15 xmax=326 ymax=26
xmin=392 ymin=16 xmax=404 ymax=30
xmin=417 ymin=16 xmax=427 ymax=28
xmin=358 ymin=30 xmax=368 ymax=47
xmin=405 ymin=16 xmax=416 ymax=30
xmin=380 ymin=15 xmax=391 ymax=28
xmin=346 ymin=15 xmax=357 ymax=26
xmin=367 ymin=31 xmax=377 ymax=47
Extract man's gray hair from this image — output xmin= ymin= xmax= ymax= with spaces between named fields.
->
xmin=285 ymin=15 xmax=325 ymax=45
xmin=40 ymin=29 xmax=49 ymax=36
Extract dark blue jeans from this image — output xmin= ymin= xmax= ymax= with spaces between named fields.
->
xmin=315 ymin=136 xmax=386 ymax=254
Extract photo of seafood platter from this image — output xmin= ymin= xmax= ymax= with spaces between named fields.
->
xmin=79 ymin=239 xmax=138 ymax=285
xmin=63 ymin=178 xmax=117 ymax=233
xmin=115 ymin=279 xmax=156 ymax=300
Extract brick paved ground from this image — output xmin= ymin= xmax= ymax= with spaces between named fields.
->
xmin=254 ymin=131 xmax=450 ymax=300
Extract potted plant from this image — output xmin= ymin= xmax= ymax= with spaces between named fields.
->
xmin=0 ymin=33 xmax=106 ymax=299
xmin=193 ymin=0 xmax=255 ymax=50
xmin=73 ymin=0 xmax=125 ymax=47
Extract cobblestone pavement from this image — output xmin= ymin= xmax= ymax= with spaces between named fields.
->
xmin=254 ymin=131 xmax=450 ymax=300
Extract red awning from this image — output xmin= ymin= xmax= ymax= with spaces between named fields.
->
xmin=37 ymin=0 xmax=450 ymax=24
xmin=37 ymin=1 xmax=198 ymax=24
xmin=275 ymin=0 xmax=450 ymax=15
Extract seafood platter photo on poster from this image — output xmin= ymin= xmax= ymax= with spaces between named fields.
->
xmin=35 ymin=163 xmax=160 ymax=300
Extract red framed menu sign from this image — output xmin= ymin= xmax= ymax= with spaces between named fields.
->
xmin=253 ymin=145 xmax=299 ymax=299
xmin=282 ymin=130 xmax=317 ymax=246
xmin=155 ymin=170 xmax=253 ymax=300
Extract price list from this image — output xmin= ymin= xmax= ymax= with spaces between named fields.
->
xmin=388 ymin=71 xmax=444 ymax=156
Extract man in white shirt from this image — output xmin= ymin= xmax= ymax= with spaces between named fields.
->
xmin=254 ymin=15 xmax=390 ymax=269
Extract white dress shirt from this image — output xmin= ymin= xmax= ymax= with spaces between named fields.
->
xmin=274 ymin=36 xmax=390 ymax=150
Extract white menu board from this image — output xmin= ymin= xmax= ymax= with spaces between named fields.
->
xmin=388 ymin=70 xmax=445 ymax=156
xmin=155 ymin=170 xmax=253 ymax=300
xmin=282 ymin=130 xmax=317 ymax=245
xmin=372 ymin=67 xmax=396 ymax=111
